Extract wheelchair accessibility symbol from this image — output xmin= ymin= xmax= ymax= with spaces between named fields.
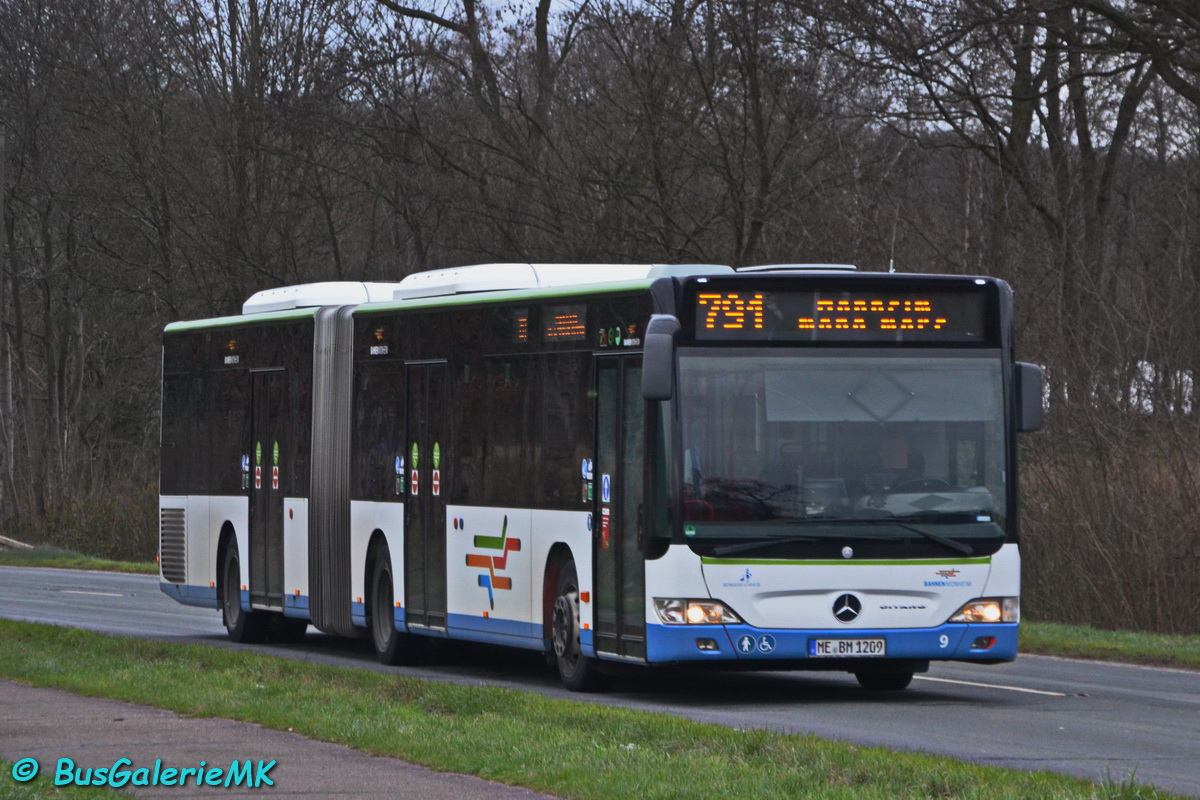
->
xmin=736 ymin=634 xmax=777 ymax=654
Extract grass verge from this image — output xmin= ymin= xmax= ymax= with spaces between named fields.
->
xmin=0 ymin=547 xmax=156 ymax=576
xmin=1021 ymin=621 xmax=1200 ymax=671
xmin=0 ymin=760 xmax=121 ymax=800
xmin=0 ymin=619 xmax=1185 ymax=800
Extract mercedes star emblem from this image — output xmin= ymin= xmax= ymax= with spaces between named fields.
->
xmin=833 ymin=593 xmax=862 ymax=623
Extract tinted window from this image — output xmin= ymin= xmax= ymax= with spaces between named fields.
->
xmin=484 ymin=357 xmax=533 ymax=506
xmin=351 ymin=364 xmax=406 ymax=502
xmin=535 ymin=352 xmax=593 ymax=509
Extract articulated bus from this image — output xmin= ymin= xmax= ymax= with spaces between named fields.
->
xmin=159 ymin=263 xmax=1043 ymax=691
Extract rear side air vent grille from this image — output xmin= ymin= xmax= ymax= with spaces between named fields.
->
xmin=159 ymin=507 xmax=187 ymax=584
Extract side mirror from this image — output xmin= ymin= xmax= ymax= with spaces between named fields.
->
xmin=1015 ymin=362 xmax=1044 ymax=432
xmin=642 ymin=315 xmax=680 ymax=401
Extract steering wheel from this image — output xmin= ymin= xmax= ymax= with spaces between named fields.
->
xmin=892 ymin=478 xmax=952 ymax=493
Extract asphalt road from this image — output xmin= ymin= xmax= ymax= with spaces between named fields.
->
xmin=2 ymin=566 xmax=1198 ymax=797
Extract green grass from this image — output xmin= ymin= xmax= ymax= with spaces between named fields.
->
xmin=0 ymin=547 xmax=156 ymax=576
xmin=0 ymin=620 xmax=1185 ymax=800
xmin=0 ymin=760 xmax=122 ymax=799
xmin=1021 ymin=621 xmax=1200 ymax=670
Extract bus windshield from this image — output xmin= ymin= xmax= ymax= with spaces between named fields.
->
xmin=678 ymin=351 xmax=1007 ymax=545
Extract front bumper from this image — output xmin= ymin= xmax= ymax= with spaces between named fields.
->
xmin=643 ymin=621 xmax=1018 ymax=665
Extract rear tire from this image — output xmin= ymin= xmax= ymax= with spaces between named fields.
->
xmin=551 ymin=561 xmax=607 ymax=692
xmin=370 ymin=546 xmax=418 ymax=665
xmin=221 ymin=544 xmax=266 ymax=643
xmin=854 ymin=669 xmax=914 ymax=691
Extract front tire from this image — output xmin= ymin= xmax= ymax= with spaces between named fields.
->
xmin=551 ymin=561 xmax=606 ymax=692
xmin=221 ymin=544 xmax=266 ymax=643
xmin=370 ymin=546 xmax=418 ymax=665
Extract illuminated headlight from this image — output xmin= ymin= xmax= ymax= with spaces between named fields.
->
xmin=948 ymin=597 xmax=1019 ymax=624
xmin=653 ymin=598 xmax=742 ymax=625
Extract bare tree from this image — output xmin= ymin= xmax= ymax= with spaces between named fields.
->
xmin=1075 ymin=0 xmax=1200 ymax=107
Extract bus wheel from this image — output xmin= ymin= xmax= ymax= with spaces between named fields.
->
xmin=551 ymin=561 xmax=606 ymax=692
xmin=854 ymin=669 xmax=913 ymax=691
xmin=221 ymin=545 xmax=266 ymax=643
xmin=370 ymin=547 xmax=417 ymax=666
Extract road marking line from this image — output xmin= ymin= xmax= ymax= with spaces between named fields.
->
xmin=60 ymin=590 xmax=124 ymax=597
xmin=915 ymin=675 xmax=1067 ymax=696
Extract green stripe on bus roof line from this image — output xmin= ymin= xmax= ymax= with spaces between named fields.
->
xmin=700 ymin=557 xmax=992 ymax=567
xmin=356 ymin=278 xmax=658 ymax=313
xmin=164 ymin=307 xmax=318 ymax=332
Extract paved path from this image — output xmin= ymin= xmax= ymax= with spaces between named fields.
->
xmin=0 ymin=679 xmax=558 ymax=799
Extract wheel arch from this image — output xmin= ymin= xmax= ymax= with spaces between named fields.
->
xmin=215 ymin=521 xmax=239 ymax=599
xmin=364 ymin=528 xmax=390 ymax=619
xmin=542 ymin=543 xmax=575 ymax=653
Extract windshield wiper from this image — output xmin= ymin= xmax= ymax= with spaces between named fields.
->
xmin=892 ymin=522 xmax=974 ymax=556
xmin=711 ymin=526 xmax=972 ymax=558
xmin=711 ymin=536 xmax=818 ymax=557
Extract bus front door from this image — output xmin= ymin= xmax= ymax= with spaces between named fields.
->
xmin=404 ymin=362 xmax=448 ymax=630
xmin=594 ymin=356 xmax=646 ymax=661
xmin=249 ymin=369 xmax=285 ymax=611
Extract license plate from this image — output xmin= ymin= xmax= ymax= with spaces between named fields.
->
xmin=809 ymin=638 xmax=886 ymax=657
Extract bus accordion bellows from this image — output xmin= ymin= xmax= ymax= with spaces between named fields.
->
xmin=159 ymin=262 xmax=1043 ymax=691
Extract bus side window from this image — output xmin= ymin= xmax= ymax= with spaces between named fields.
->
xmin=537 ymin=352 xmax=592 ymax=509
xmin=484 ymin=357 xmax=531 ymax=507
xmin=160 ymin=370 xmax=189 ymax=495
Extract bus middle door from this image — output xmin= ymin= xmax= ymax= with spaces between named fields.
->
xmin=593 ymin=355 xmax=646 ymax=661
xmin=404 ymin=362 xmax=448 ymax=630
xmin=249 ymin=369 xmax=285 ymax=611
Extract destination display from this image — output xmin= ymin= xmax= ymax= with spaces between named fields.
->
xmin=691 ymin=284 xmax=992 ymax=344
xmin=542 ymin=303 xmax=587 ymax=342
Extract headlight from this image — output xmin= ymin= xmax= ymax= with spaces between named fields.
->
xmin=653 ymin=598 xmax=742 ymax=625
xmin=948 ymin=597 xmax=1019 ymax=624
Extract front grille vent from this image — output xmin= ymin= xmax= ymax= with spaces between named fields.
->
xmin=159 ymin=507 xmax=187 ymax=584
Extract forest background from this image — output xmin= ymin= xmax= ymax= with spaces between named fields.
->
xmin=1 ymin=0 xmax=1198 ymax=633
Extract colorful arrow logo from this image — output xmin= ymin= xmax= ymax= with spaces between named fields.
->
xmin=465 ymin=515 xmax=521 ymax=609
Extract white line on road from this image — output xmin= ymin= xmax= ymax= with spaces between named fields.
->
xmin=915 ymin=675 xmax=1068 ymax=696
xmin=60 ymin=590 xmax=124 ymax=597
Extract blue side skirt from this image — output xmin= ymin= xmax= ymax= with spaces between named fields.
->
xmin=159 ymin=582 xmax=218 ymax=609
